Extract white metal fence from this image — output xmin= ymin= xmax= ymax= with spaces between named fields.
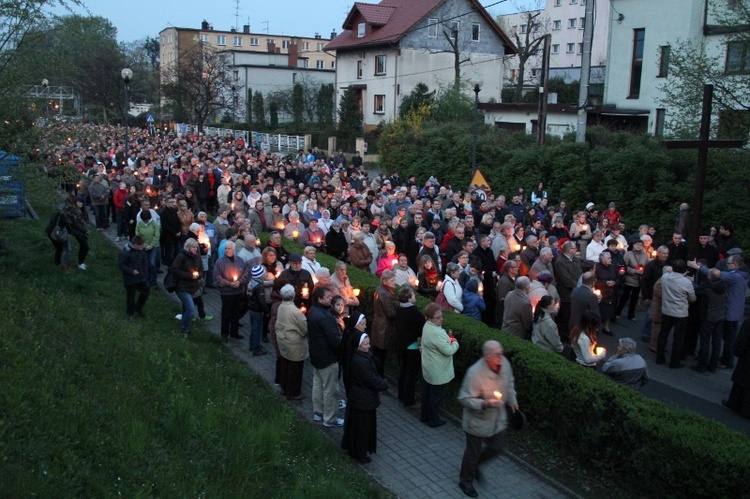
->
xmin=173 ymin=123 xmax=306 ymax=152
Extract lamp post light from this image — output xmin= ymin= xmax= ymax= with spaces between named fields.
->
xmin=472 ymin=80 xmax=482 ymax=174
xmin=121 ymin=68 xmax=133 ymax=163
xmin=41 ymin=79 xmax=49 ymax=121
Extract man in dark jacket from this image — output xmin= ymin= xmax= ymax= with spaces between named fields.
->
xmin=280 ymin=253 xmax=315 ymax=309
xmin=307 ymin=286 xmax=344 ymax=427
xmin=473 ymin=235 xmax=497 ymax=326
xmin=118 ymin=235 xmax=150 ymax=318
xmin=159 ymin=197 xmax=182 ymax=266
xmin=569 ymin=272 xmax=601 ymax=333
xmin=554 ymin=241 xmax=583 ymax=341
xmin=692 ymin=268 xmax=726 ymax=372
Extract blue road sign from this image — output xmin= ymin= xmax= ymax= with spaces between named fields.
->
xmin=146 ymin=114 xmax=155 ymax=123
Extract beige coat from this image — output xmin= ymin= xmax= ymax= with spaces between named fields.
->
xmin=276 ymin=301 xmax=309 ymax=362
xmin=458 ymin=356 xmax=517 ymax=438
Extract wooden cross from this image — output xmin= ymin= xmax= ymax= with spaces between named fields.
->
xmin=662 ymin=84 xmax=746 ymax=259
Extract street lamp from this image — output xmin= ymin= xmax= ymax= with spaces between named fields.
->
xmin=121 ymin=68 xmax=133 ymax=164
xmin=41 ymin=79 xmax=49 ymax=121
xmin=471 ymin=78 xmax=483 ymax=174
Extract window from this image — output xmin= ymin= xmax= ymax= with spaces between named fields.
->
xmin=531 ymin=68 xmax=538 ymax=78
xmin=552 ymin=44 xmax=560 ymax=54
xmin=302 ymin=41 xmax=309 ymax=51
xmin=554 ymin=0 xmax=562 ymax=5
xmin=217 ymin=35 xmax=226 ymax=45
xmin=428 ymin=18 xmax=438 ymax=38
xmin=568 ymin=18 xmax=577 ymax=29
xmin=233 ymin=70 xmax=239 ymax=81
xmin=580 ymin=17 xmax=585 ymax=29
xmin=567 ymin=43 xmax=575 ymax=53
xmin=472 ymin=23 xmax=480 ymax=42
xmin=233 ymin=36 xmax=242 ymax=47
xmin=358 ymin=23 xmax=366 ymax=38
xmin=250 ymin=37 xmax=259 ymax=46
xmin=570 ymin=0 xmax=578 ymax=3
xmin=331 ymin=61 xmax=336 ymax=69
xmin=375 ymin=55 xmax=386 ymax=75
xmin=578 ymin=43 xmax=583 ymax=54
xmin=521 ymin=24 xmax=528 ymax=34
xmin=553 ymin=20 xmax=561 ymax=30
xmin=316 ymin=60 xmax=325 ymax=69
xmin=533 ymin=24 xmax=541 ymax=33
xmin=282 ymin=40 xmax=290 ymax=49
xmin=628 ymin=28 xmax=645 ymax=98
xmin=200 ymin=34 xmax=209 ymax=42
xmin=357 ymin=60 xmax=363 ymax=79
xmin=317 ymin=42 xmax=325 ymax=51
xmin=266 ymin=38 xmax=275 ymax=45
xmin=655 ymin=109 xmax=666 ymax=137
xmin=725 ymin=42 xmax=750 ymax=74
xmin=658 ymin=45 xmax=670 ymax=77
xmin=374 ymin=95 xmax=385 ymax=114
xmin=302 ymin=59 xmax=309 ymax=68
xmin=450 ymin=21 xmax=460 ymax=34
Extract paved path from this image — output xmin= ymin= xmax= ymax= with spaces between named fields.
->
xmin=105 ymin=231 xmax=569 ymax=498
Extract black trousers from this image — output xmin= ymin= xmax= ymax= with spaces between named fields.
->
xmin=459 ymin=430 xmax=507 ymax=486
xmin=616 ymin=285 xmax=640 ymax=319
xmin=657 ymin=314 xmax=687 ymax=367
xmin=398 ymin=349 xmax=421 ymax=406
xmin=279 ymin=357 xmax=304 ymax=398
xmin=371 ymin=346 xmax=387 ymax=378
xmin=125 ymin=282 xmax=150 ymax=315
xmin=220 ymin=293 xmax=245 ymax=337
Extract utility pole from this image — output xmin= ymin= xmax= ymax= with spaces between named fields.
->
xmin=536 ymin=34 xmax=551 ymax=147
xmin=575 ymin=0 xmax=595 ymax=143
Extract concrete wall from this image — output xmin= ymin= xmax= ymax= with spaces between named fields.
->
xmin=483 ymin=107 xmax=577 ymax=137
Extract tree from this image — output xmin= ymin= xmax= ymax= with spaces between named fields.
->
xmin=503 ymin=9 xmax=547 ymax=102
xmin=658 ymin=0 xmax=750 ymax=138
xmin=317 ymin=83 xmax=335 ymax=130
xmin=121 ymin=37 xmax=160 ymax=105
xmin=291 ymin=83 xmax=304 ymax=125
xmin=399 ymin=83 xmax=435 ymax=117
xmin=337 ymin=85 xmax=363 ymax=151
xmin=269 ymin=101 xmax=279 ymax=129
xmin=161 ymin=43 xmax=235 ymax=132
xmin=252 ymin=91 xmax=266 ymax=128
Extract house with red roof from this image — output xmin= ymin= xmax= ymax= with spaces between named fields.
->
xmin=326 ymin=0 xmax=517 ymax=130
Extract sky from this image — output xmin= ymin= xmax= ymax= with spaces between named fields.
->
xmin=57 ymin=0 xmax=534 ymax=43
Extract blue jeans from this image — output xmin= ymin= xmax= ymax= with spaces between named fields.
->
xmin=721 ymin=320 xmax=739 ymax=367
xmin=248 ymin=310 xmax=264 ymax=353
xmin=92 ymin=204 xmax=107 ymax=229
xmin=176 ymin=291 xmax=195 ymax=332
xmin=146 ymin=246 xmax=160 ymax=286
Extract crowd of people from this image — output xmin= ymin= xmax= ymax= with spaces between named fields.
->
xmin=42 ymin=123 xmax=750 ymax=495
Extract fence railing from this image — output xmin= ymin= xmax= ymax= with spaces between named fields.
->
xmin=173 ymin=123 xmax=307 ymax=153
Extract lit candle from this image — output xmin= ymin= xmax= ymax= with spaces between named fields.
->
xmin=255 ymin=238 xmax=261 ymax=246
xmin=192 ymin=270 xmax=199 ymax=278
xmin=618 ymin=266 xmax=626 ymax=275
xmin=582 ymin=224 xmax=589 ymax=233
xmin=292 ymin=230 xmax=299 ymax=238
xmin=637 ymin=266 xmax=644 ymax=272
xmin=312 ymin=275 xmax=318 ymax=284
xmin=301 ymin=284 xmax=309 ymax=298
xmin=353 ymin=288 xmax=361 ymax=297
xmin=595 ymin=346 xmax=605 ymax=356
xmin=493 ymin=391 xmax=503 ymax=400
xmin=478 ymin=283 xmax=484 ymax=294
xmin=650 ymin=249 xmax=656 ymax=258
xmin=437 ymin=280 xmax=443 ymax=291
xmin=594 ymin=289 xmax=601 ymax=297
xmin=412 ymin=277 xmax=419 ymax=287
xmin=391 ymin=258 xmax=398 ymax=267
xmin=232 ymin=275 xmax=238 ymax=282
xmin=231 ymin=202 xmax=236 ymax=211
xmin=300 ymin=305 xmax=307 ymax=314
xmin=315 ymin=237 xmax=321 ymax=243
xmin=277 ymin=222 xmax=285 ymax=229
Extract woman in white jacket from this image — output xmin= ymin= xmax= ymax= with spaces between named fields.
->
xmin=443 ymin=263 xmax=464 ymax=312
xmin=570 ymin=310 xmax=606 ymax=367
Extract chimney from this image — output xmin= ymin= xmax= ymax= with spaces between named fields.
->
xmin=288 ymin=41 xmax=298 ymax=67
xmin=243 ymin=24 xmax=250 ymax=33
xmin=231 ymin=27 xmax=236 ymax=33
xmin=314 ymin=32 xmax=321 ymax=39
xmin=330 ymin=29 xmax=337 ymax=39
xmin=208 ymin=24 xmax=213 ymax=30
xmin=201 ymin=20 xmax=209 ymax=30
xmin=267 ymin=41 xmax=276 ymax=53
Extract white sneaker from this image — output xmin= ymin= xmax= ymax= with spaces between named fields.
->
xmin=78 ymin=263 xmax=87 ymax=270
xmin=175 ymin=314 xmax=182 ymax=320
xmin=338 ymin=399 xmax=347 ymax=410
xmin=323 ymin=418 xmax=344 ymax=428
xmin=313 ymin=413 xmax=323 ymax=422
xmin=115 ymin=236 xmax=121 ymax=242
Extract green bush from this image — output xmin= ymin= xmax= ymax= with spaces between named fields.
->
xmin=277 ymin=236 xmax=750 ymax=498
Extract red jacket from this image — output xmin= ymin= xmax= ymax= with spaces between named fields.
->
xmin=113 ymin=188 xmax=128 ymax=211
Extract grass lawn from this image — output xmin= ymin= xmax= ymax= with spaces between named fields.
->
xmin=0 ymin=178 xmax=389 ymax=497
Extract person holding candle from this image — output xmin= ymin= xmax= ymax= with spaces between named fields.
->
xmin=247 ymin=265 xmax=269 ymax=356
xmin=461 ymin=280 xmax=486 ymax=322
xmin=284 ymin=212 xmax=305 ymax=244
xmin=570 ymin=211 xmax=592 ymax=255
xmin=308 ymin=286 xmax=344 ymax=427
xmin=302 ymin=217 xmax=326 ymax=252
xmin=265 ymin=231 xmax=289 ymax=267
xmin=301 ymin=246 xmax=322 ymax=276
xmin=457 ymin=340 xmax=518 ymax=498
xmin=616 ymin=239 xmax=649 ymax=321
xmin=275 ymin=284 xmax=308 ymax=400
xmin=214 ymin=241 xmax=250 ymax=342
xmin=417 ymin=254 xmax=441 ymax=300
xmin=348 ymin=232 xmax=373 ymax=271
xmin=375 ymin=241 xmax=398 ymax=277
xmin=442 ymin=263 xmax=465 ymax=313
xmin=532 ymin=295 xmax=565 ymax=355
xmin=325 ymin=221 xmax=348 ymax=262
xmin=118 ymin=235 xmax=150 ymax=319
xmin=280 ymin=254 xmax=315 ymax=310
xmin=554 ymin=241 xmax=583 ymax=342
xmin=371 ymin=270 xmax=398 ymax=378
xmin=395 ymin=287 xmax=425 ymax=409
xmin=171 ymin=238 xmax=206 ymax=335
xmin=421 ymin=303 xmax=460 ymax=428
xmin=340 ymin=313 xmax=388 ymax=463
xmin=392 ymin=253 xmax=418 ymax=288
xmin=330 ymin=261 xmax=360 ymax=314
xmin=595 ymin=252 xmax=619 ymax=335
xmin=570 ymin=311 xmax=606 ymax=368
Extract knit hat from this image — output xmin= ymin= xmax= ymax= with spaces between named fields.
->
xmin=465 ymin=280 xmax=479 ymax=293
xmin=288 ymin=253 xmax=303 ymax=263
xmin=251 ymin=265 xmax=265 ymax=279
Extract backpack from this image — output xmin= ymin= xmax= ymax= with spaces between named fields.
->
xmin=163 ymin=267 xmax=178 ymax=293
xmin=247 ymin=279 xmax=266 ymax=312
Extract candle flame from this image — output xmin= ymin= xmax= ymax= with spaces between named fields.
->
xmin=353 ymin=288 xmax=361 ymax=297
xmin=493 ymin=391 xmax=503 ymax=400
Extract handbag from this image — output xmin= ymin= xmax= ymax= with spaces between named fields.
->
xmin=163 ymin=267 xmax=178 ymax=293
xmin=50 ymin=213 xmax=68 ymax=242
xmin=435 ymin=281 xmax=455 ymax=311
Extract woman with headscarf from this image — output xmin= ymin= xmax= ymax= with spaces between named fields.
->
xmin=325 ymin=220 xmax=348 ymax=261
xmin=340 ymin=312 xmax=388 ymax=464
xmin=275 ymin=283 xmax=308 ymax=401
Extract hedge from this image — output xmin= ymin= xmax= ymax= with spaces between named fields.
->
xmin=267 ymin=234 xmax=750 ymax=498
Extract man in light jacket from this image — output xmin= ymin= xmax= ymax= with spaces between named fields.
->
xmin=457 ymin=341 xmax=518 ymax=498
xmin=656 ymin=259 xmax=696 ymax=368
